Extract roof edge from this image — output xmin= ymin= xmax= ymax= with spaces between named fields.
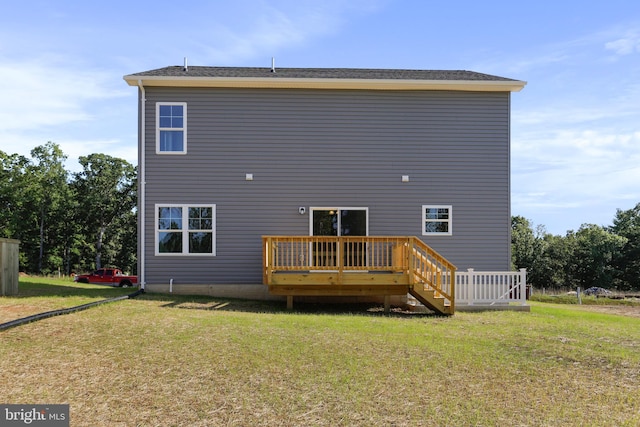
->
xmin=123 ymin=75 xmax=527 ymax=92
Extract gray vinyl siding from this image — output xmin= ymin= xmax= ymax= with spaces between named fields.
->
xmin=141 ymin=87 xmax=511 ymax=286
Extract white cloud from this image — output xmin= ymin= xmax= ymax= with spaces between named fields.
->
xmin=58 ymin=138 xmax=138 ymax=172
xmin=0 ymin=57 xmax=128 ymax=132
xmin=514 ymin=106 xmax=625 ymax=126
xmin=192 ymin=1 xmax=383 ymax=64
xmin=0 ymin=129 xmax=137 ymax=172
xmin=512 ymin=128 xmax=640 ymax=225
xmin=605 ymin=29 xmax=640 ymax=55
xmin=0 ymin=55 xmax=133 ymax=169
xmin=477 ymin=23 xmax=640 ymax=77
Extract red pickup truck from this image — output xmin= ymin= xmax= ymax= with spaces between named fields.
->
xmin=74 ymin=268 xmax=138 ymax=287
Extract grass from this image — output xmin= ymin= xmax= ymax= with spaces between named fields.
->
xmin=530 ymin=292 xmax=640 ymax=305
xmin=1 ymin=280 xmax=639 ymax=426
xmin=0 ymin=277 xmax=135 ymax=323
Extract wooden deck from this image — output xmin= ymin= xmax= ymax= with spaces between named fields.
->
xmin=262 ymin=236 xmax=457 ymax=314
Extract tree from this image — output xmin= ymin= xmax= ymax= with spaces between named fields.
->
xmin=610 ymin=203 xmax=640 ymax=290
xmin=533 ymin=232 xmax=573 ymax=289
xmin=567 ymin=224 xmax=626 ymax=290
xmin=0 ymin=151 xmax=30 ymax=240
xmin=23 ymin=143 xmax=71 ymax=273
xmin=511 ymin=216 xmax=538 ymax=271
xmin=511 ymin=216 xmax=556 ymax=288
xmin=73 ymin=154 xmax=136 ymax=270
xmin=2 ymin=145 xmax=138 ymax=274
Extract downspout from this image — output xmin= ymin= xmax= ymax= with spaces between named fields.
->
xmin=507 ymin=92 xmax=512 ymax=271
xmin=137 ymin=80 xmax=146 ymax=291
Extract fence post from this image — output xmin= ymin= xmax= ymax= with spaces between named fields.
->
xmin=467 ymin=268 xmax=475 ymax=305
xmin=519 ymin=268 xmax=527 ymax=305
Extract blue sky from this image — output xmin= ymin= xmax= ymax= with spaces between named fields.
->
xmin=1 ymin=0 xmax=639 ymax=235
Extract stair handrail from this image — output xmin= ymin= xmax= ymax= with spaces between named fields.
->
xmin=408 ymin=237 xmax=456 ymax=311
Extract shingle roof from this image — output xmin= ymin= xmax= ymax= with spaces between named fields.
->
xmin=127 ymin=66 xmax=518 ymax=82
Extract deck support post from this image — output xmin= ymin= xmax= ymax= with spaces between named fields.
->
xmin=286 ymin=295 xmax=293 ymax=310
xmin=384 ymin=295 xmax=390 ymax=314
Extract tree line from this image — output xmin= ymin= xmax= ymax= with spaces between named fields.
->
xmin=1 ymin=142 xmax=136 ymax=275
xmin=512 ymin=206 xmax=640 ymax=291
xmin=3 ymin=141 xmax=638 ymax=289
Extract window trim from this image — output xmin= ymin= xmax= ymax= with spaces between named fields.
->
xmin=156 ymin=102 xmax=187 ymax=154
xmin=155 ymin=204 xmax=216 ymax=256
xmin=422 ymin=205 xmax=452 ymax=236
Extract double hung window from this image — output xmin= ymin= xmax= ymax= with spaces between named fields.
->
xmin=156 ymin=102 xmax=186 ymax=154
xmin=156 ymin=204 xmax=215 ymax=255
xmin=422 ymin=205 xmax=452 ymax=235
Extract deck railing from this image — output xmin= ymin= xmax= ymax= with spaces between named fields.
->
xmin=262 ymin=236 xmax=456 ymax=303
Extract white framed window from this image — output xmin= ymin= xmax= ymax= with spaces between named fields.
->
xmin=155 ymin=204 xmax=216 ymax=256
xmin=422 ymin=205 xmax=452 ymax=236
xmin=156 ymin=102 xmax=187 ymax=154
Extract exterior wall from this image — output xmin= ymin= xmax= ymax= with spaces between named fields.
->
xmin=140 ymin=87 xmax=512 ymax=289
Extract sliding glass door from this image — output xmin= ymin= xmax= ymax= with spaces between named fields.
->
xmin=311 ymin=208 xmax=368 ymax=267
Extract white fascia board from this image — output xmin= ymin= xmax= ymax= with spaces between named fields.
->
xmin=124 ymin=75 xmax=527 ymax=92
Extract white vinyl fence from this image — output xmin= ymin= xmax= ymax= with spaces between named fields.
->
xmin=455 ymin=268 xmax=528 ymax=306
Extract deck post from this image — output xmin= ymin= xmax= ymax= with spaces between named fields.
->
xmin=287 ymin=295 xmax=293 ymax=310
xmin=384 ymin=295 xmax=390 ymax=313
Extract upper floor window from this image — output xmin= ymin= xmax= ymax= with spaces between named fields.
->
xmin=156 ymin=102 xmax=186 ymax=154
xmin=422 ymin=205 xmax=452 ymax=236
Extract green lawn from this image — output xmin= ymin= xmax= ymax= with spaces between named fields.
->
xmin=0 ymin=277 xmax=134 ymax=323
xmin=1 ymin=280 xmax=639 ymax=426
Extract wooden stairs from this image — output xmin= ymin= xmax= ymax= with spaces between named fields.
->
xmin=409 ymin=286 xmax=453 ymax=315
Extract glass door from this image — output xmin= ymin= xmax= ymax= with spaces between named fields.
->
xmin=311 ymin=208 xmax=368 ymax=267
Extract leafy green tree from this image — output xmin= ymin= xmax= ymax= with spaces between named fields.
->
xmin=0 ymin=151 xmax=30 ymax=240
xmin=567 ymin=224 xmax=626 ymax=290
xmin=22 ymin=143 xmax=71 ymax=273
xmin=511 ymin=215 xmax=634 ymax=290
xmin=59 ymin=184 xmax=83 ymax=275
xmin=533 ymin=232 xmax=572 ymax=289
xmin=2 ymin=145 xmax=138 ymax=274
xmin=111 ymin=201 xmax=137 ymax=274
xmin=511 ymin=216 xmax=556 ymax=288
xmin=511 ymin=216 xmax=538 ymax=271
xmin=73 ymin=154 xmax=136 ymax=270
xmin=610 ymin=203 xmax=640 ymax=290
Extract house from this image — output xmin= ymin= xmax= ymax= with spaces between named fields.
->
xmin=124 ymin=64 xmax=526 ymax=314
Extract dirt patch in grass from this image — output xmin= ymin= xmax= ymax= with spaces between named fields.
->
xmin=0 ymin=305 xmax=40 ymax=323
xmin=577 ymin=304 xmax=640 ymax=318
